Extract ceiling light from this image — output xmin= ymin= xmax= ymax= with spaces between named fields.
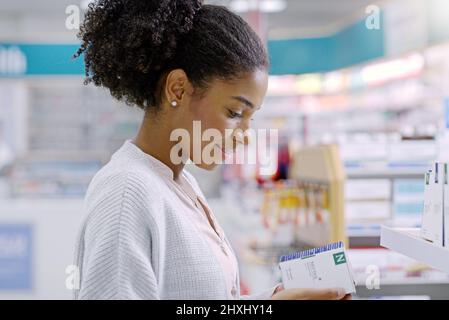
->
xmin=259 ymin=0 xmax=287 ymax=13
xmin=229 ymin=0 xmax=287 ymax=13
xmin=230 ymin=0 xmax=252 ymax=13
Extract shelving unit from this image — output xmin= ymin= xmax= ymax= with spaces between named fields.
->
xmin=289 ymin=144 xmax=348 ymax=247
xmin=381 ymin=226 xmax=449 ymax=273
xmin=346 ymin=168 xmax=425 ymax=180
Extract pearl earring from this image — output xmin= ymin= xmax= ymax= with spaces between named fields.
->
xmin=171 ymin=100 xmax=178 ymax=107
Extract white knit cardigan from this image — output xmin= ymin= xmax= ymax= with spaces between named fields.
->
xmin=73 ymin=140 xmax=278 ymax=300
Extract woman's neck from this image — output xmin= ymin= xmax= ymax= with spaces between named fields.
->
xmin=133 ymin=113 xmax=185 ymax=181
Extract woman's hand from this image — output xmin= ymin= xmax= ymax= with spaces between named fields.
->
xmin=271 ymin=285 xmax=351 ymax=300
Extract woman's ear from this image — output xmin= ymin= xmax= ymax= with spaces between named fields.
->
xmin=164 ymin=69 xmax=190 ymax=106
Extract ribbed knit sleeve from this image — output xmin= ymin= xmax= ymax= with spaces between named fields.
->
xmin=76 ymin=172 xmax=160 ymax=300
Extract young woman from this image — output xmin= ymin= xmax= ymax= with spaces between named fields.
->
xmin=73 ymin=0 xmax=349 ymax=300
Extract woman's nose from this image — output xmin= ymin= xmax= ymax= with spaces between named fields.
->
xmin=233 ymin=130 xmax=250 ymax=147
xmin=239 ymin=118 xmax=251 ymax=132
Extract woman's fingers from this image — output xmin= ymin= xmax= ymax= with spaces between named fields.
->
xmin=272 ymin=287 xmax=347 ymax=300
xmin=295 ymin=288 xmax=346 ymax=300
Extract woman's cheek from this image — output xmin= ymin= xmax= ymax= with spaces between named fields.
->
xmin=225 ymin=122 xmax=243 ymax=141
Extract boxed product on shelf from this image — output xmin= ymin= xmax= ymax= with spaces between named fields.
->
xmin=445 ymin=164 xmax=449 ymax=247
xmin=420 ymin=163 xmax=445 ymax=246
xmin=345 ymin=201 xmax=391 ymax=221
xmin=421 ymin=170 xmax=436 ymax=243
xmin=345 ymin=179 xmax=391 ymax=201
xmin=9 ymin=159 xmax=102 ymax=198
xmin=393 ymin=179 xmax=424 ymax=227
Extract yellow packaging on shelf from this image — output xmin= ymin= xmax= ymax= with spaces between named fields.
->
xmin=279 ymin=241 xmax=356 ymax=295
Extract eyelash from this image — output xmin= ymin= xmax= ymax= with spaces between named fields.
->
xmin=227 ymin=110 xmax=243 ymax=119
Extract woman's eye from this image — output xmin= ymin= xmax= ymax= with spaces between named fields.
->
xmin=227 ymin=110 xmax=243 ymax=119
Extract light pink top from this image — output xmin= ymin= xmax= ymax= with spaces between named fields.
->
xmin=178 ymin=175 xmax=240 ymax=298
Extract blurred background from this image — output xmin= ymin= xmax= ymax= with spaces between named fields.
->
xmin=2 ymin=0 xmax=449 ymax=299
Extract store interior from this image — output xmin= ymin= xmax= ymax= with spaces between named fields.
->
xmin=2 ymin=0 xmax=449 ymax=299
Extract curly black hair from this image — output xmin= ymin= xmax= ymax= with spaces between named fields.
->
xmin=74 ymin=0 xmax=269 ymax=110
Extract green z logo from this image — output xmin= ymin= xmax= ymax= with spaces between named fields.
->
xmin=333 ymin=252 xmax=347 ymax=265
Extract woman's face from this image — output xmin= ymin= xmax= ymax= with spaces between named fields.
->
xmin=179 ymin=69 xmax=269 ymax=170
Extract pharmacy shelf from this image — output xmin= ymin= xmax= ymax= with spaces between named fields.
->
xmin=355 ymin=282 xmax=449 ymax=300
xmin=346 ymin=168 xmax=425 ymax=180
xmin=381 ymin=226 xmax=449 ymax=274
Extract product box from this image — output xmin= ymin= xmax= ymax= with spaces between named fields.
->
xmin=444 ymin=163 xmax=449 ymax=247
xmin=421 ymin=170 xmax=437 ymax=244
xmin=279 ymin=241 xmax=356 ymax=295
xmin=421 ymin=164 xmax=444 ymax=247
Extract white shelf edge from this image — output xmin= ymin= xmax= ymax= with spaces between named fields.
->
xmin=380 ymin=226 xmax=449 ymax=274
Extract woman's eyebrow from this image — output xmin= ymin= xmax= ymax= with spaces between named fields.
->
xmin=231 ymin=96 xmax=255 ymax=109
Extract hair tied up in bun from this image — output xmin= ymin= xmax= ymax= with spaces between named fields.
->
xmin=74 ymin=0 xmax=268 ymax=110
xmin=150 ymin=0 xmax=203 ymax=46
xmin=148 ymin=0 xmax=203 ymax=71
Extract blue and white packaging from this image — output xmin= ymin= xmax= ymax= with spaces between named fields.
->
xmin=279 ymin=241 xmax=356 ymax=295
xmin=420 ymin=170 xmax=433 ymax=242
xmin=444 ymin=163 xmax=449 ymax=247
xmin=421 ymin=163 xmax=445 ymax=247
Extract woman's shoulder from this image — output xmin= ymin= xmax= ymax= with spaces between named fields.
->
xmin=82 ymin=159 xmax=170 ymax=227
xmin=88 ymin=161 xmax=164 ymax=199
